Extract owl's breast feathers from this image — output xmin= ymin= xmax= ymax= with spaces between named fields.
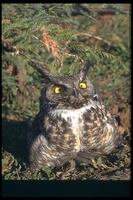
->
xmin=49 ymin=99 xmax=119 ymax=152
xmin=28 ymin=99 xmax=120 ymax=170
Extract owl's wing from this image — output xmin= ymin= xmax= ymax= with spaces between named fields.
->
xmin=75 ymin=134 xmax=122 ymax=165
xmin=75 ymin=100 xmax=121 ymax=165
xmin=28 ymin=111 xmax=47 ymax=146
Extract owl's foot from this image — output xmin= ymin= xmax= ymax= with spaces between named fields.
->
xmin=60 ymin=160 xmax=76 ymax=180
xmin=75 ymin=150 xmax=102 ymax=165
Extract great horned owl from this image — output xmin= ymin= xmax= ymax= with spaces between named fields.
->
xmin=28 ymin=61 xmax=120 ymax=170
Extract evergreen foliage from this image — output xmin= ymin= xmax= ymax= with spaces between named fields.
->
xmin=2 ymin=3 xmax=130 ymax=120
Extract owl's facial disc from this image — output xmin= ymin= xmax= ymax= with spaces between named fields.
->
xmin=52 ymin=81 xmax=91 ymax=109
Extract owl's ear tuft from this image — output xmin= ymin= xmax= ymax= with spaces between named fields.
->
xmin=33 ymin=65 xmax=54 ymax=83
xmin=30 ymin=62 xmax=53 ymax=83
xmin=80 ymin=60 xmax=91 ymax=79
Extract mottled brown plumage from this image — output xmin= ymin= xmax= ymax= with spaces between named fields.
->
xmin=28 ymin=61 xmax=120 ymax=170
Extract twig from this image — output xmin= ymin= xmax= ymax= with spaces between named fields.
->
xmin=77 ymin=33 xmax=117 ymax=47
xmin=32 ymin=35 xmax=45 ymax=46
xmin=64 ymin=52 xmax=84 ymax=63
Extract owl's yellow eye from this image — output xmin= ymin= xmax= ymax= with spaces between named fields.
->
xmin=54 ymin=86 xmax=62 ymax=94
xmin=79 ymin=82 xmax=87 ymax=89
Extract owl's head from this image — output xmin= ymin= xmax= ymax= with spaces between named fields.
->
xmin=39 ymin=61 xmax=97 ymax=110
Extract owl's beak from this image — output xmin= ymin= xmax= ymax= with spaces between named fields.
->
xmin=73 ymin=88 xmax=78 ymax=98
